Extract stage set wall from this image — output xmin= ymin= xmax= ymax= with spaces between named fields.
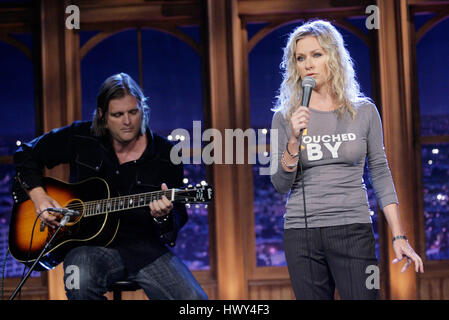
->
xmin=1 ymin=0 xmax=448 ymax=300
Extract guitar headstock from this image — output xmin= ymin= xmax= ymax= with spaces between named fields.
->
xmin=175 ymin=185 xmax=213 ymax=204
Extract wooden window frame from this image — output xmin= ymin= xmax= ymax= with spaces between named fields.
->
xmin=409 ymin=2 xmax=449 ymax=279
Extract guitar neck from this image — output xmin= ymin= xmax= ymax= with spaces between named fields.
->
xmin=83 ymin=189 xmax=178 ymax=217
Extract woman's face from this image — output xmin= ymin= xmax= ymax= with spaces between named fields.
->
xmin=295 ymin=35 xmax=328 ymax=90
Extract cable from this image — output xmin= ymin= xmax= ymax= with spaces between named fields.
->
xmin=297 ymin=130 xmax=316 ymax=300
xmin=1 ymin=248 xmax=9 ymax=300
xmin=17 ymin=209 xmax=44 ymax=299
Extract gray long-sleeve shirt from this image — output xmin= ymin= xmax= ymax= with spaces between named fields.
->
xmin=270 ymin=102 xmax=398 ymax=229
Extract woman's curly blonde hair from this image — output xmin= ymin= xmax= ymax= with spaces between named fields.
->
xmin=272 ymin=20 xmax=371 ymax=120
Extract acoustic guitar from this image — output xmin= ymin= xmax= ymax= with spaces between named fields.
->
xmin=8 ymin=176 xmax=213 ymax=271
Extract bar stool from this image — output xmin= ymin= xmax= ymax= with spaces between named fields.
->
xmin=108 ymin=280 xmax=141 ymax=300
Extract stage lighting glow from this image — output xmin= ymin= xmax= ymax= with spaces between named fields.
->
xmin=437 ymin=194 xmax=447 ymax=201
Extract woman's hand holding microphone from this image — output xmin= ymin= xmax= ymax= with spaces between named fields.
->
xmin=282 ymin=106 xmax=310 ymax=171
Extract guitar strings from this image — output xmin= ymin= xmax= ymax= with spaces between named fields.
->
xmin=56 ymin=189 xmax=204 ymax=215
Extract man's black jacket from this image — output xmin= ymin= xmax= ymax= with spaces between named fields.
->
xmin=13 ymin=121 xmax=188 ymax=271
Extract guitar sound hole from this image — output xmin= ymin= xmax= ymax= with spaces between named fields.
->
xmin=64 ymin=199 xmax=84 ymax=225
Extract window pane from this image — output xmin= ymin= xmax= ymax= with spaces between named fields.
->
xmin=173 ymin=164 xmax=209 ymax=270
xmin=0 ymin=38 xmax=35 ymax=141
xmin=141 ymin=28 xmax=202 ymax=135
xmin=422 ymin=143 xmax=449 ymax=260
xmin=0 ymin=37 xmax=38 ymax=277
xmin=363 ymin=162 xmax=380 ymax=260
xmin=140 ymin=28 xmax=209 ymax=270
xmin=415 ymin=16 xmax=449 ymax=136
xmin=248 ymin=22 xmax=291 ymax=267
xmin=81 ymin=29 xmax=139 ymax=121
xmin=249 ymin=20 xmax=379 ymax=267
xmin=253 ymin=162 xmax=288 ymax=266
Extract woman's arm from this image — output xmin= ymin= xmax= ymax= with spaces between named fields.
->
xmin=270 ymin=108 xmax=310 ymax=193
xmin=382 ymin=203 xmax=406 ymax=237
xmin=365 ymin=104 xmax=423 ymax=273
xmin=383 ymin=203 xmax=424 ymax=273
xmin=269 ymin=112 xmax=298 ymax=194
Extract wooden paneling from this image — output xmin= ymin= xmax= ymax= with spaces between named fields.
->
xmin=0 ymin=2 xmax=33 ymax=32
xmin=404 ymin=0 xmax=449 ymax=300
xmin=3 ymin=277 xmax=48 ymax=300
xmin=376 ymin=0 xmax=420 ymax=299
xmin=103 ymin=279 xmax=218 ymax=300
xmin=206 ymin=0 xmax=247 ymax=300
xmin=248 ymin=280 xmax=295 ymax=300
xmin=238 ymin=0 xmax=370 ymax=16
xmin=419 ymin=275 xmax=449 ymax=300
xmin=40 ymin=0 xmax=82 ymax=300
xmin=3 ymin=0 xmax=449 ymax=301
xmin=75 ymin=0 xmax=201 ymax=30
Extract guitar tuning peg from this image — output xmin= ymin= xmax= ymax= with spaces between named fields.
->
xmin=186 ymin=203 xmax=191 ymax=208
xmin=204 ymin=204 xmax=208 ymax=209
xmin=188 ymin=184 xmax=193 ymax=188
xmin=196 ymin=184 xmax=200 ymax=187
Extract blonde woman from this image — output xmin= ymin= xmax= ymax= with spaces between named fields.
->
xmin=270 ymin=20 xmax=423 ymax=300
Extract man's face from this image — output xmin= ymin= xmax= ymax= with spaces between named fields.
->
xmin=102 ymin=94 xmax=143 ymax=144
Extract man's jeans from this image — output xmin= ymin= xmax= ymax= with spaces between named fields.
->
xmin=63 ymin=246 xmax=208 ymax=300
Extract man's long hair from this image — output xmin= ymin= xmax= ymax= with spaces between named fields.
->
xmin=91 ymin=73 xmax=150 ymax=137
xmin=273 ymin=20 xmax=371 ymax=120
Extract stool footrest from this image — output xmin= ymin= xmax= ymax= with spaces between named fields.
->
xmin=108 ymin=281 xmax=141 ymax=300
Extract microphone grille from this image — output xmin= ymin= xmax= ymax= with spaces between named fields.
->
xmin=301 ymin=76 xmax=316 ymax=88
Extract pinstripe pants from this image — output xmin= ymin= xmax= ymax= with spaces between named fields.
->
xmin=284 ymin=223 xmax=380 ymax=300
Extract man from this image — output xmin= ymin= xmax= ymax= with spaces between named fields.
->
xmin=13 ymin=73 xmax=207 ymax=300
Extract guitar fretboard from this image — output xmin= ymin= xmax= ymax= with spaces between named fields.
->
xmin=82 ymin=189 xmax=176 ymax=217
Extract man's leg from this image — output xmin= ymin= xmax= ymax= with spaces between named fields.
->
xmin=130 ymin=251 xmax=208 ymax=300
xmin=63 ymin=246 xmax=126 ymax=300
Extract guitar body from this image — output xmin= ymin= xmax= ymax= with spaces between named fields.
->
xmin=8 ymin=177 xmax=120 ymax=270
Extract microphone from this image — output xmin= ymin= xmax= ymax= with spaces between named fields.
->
xmin=301 ymin=76 xmax=316 ymax=107
xmin=47 ymin=207 xmax=80 ymax=216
